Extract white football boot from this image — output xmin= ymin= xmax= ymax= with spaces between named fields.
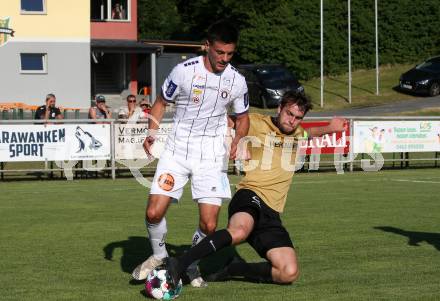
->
xmin=186 ymin=262 xmax=208 ymax=288
xmin=132 ymin=255 xmax=163 ymax=280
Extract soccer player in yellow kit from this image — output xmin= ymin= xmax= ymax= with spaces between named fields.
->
xmin=165 ymin=91 xmax=346 ymax=286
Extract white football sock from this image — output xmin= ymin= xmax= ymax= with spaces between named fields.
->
xmin=146 ymin=218 xmax=169 ymax=260
xmin=191 ymin=228 xmax=207 ymax=247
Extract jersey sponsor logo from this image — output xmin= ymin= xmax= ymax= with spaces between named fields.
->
xmin=192 ymin=88 xmax=201 ymax=103
xmin=158 ymin=173 xmax=175 ymax=191
xmin=165 ymin=80 xmax=177 ymax=98
xmin=220 ymin=89 xmax=229 ymax=99
xmin=192 ymin=88 xmax=203 ymax=95
xmin=223 ymin=78 xmax=231 ymax=85
xmin=194 ymin=74 xmax=206 ymax=81
xmin=184 ymin=60 xmax=199 ymax=67
xmin=75 ymin=126 xmax=103 ymax=153
xmin=244 ymin=92 xmax=249 ymax=107
xmin=192 ymin=84 xmax=205 ymax=89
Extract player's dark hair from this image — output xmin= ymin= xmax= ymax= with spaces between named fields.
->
xmin=279 ymin=90 xmax=313 ymax=114
xmin=207 ymin=20 xmax=239 ymax=45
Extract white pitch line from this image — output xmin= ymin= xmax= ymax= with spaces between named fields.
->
xmin=390 ymin=179 xmax=440 ymax=184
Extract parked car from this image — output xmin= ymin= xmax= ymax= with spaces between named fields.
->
xmin=399 ymin=56 xmax=440 ymax=96
xmin=238 ymin=64 xmax=304 ymax=108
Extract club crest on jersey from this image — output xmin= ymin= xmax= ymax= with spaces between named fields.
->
xmin=158 ymin=173 xmax=175 ymax=191
xmin=220 ymin=89 xmax=229 ymax=99
xmin=193 ymin=96 xmax=200 ymax=103
xmin=165 ymin=80 xmax=177 ymax=98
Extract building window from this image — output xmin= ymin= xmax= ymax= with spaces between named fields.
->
xmin=110 ymin=0 xmax=128 ymax=20
xmin=91 ymin=0 xmax=129 ymax=21
xmin=20 ymin=53 xmax=47 ymax=73
xmin=21 ymin=0 xmax=46 ymax=14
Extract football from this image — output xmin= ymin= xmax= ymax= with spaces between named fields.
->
xmin=145 ymin=268 xmax=182 ymax=300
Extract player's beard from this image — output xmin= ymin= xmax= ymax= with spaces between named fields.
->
xmin=272 ymin=116 xmax=296 ymax=135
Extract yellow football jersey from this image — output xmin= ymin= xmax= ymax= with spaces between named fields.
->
xmin=236 ymin=113 xmax=306 ymax=212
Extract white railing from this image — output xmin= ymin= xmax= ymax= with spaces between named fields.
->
xmin=0 ymin=116 xmax=439 ymax=180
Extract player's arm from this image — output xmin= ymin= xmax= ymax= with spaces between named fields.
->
xmin=89 ymin=107 xmax=97 ymax=120
xmin=230 ymin=113 xmax=249 ymax=160
xmin=142 ymin=94 xmax=168 ymax=155
xmin=306 ymin=117 xmax=347 ymax=137
xmin=230 ymin=80 xmax=250 ymax=159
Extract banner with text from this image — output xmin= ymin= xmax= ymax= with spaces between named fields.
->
xmin=299 ymin=121 xmax=350 ymax=154
xmin=353 ymin=120 xmax=440 ymax=153
xmin=115 ymin=123 xmax=173 ymax=160
xmin=0 ymin=124 xmax=110 ymax=162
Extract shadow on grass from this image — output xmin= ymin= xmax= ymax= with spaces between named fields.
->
xmin=103 ymin=236 xmax=246 ymax=285
xmin=303 ymin=82 xmax=349 ymax=102
xmin=327 ymin=77 xmax=375 ymax=95
xmin=374 ymin=226 xmax=440 ymax=251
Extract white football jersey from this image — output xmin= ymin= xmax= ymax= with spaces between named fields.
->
xmin=161 ymin=56 xmax=249 ymax=160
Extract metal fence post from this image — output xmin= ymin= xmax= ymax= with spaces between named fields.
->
xmin=435 ymin=152 xmax=439 ymax=168
xmin=111 ymin=120 xmax=116 ymax=180
xmin=349 ymin=118 xmax=354 ymax=172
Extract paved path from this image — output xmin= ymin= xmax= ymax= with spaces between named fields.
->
xmin=308 ymin=95 xmax=440 ymax=117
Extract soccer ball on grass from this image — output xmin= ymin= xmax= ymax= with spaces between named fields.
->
xmin=145 ymin=268 xmax=182 ymax=300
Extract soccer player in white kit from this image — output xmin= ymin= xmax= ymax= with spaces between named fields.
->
xmin=131 ymin=21 xmax=250 ymax=288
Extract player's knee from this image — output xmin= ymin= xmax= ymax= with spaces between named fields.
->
xmin=228 ymin=226 xmax=248 ymax=244
xmin=280 ymin=264 xmax=299 ymax=284
xmin=146 ymin=207 xmax=164 ymax=224
xmin=199 ymin=221 xmax=217 ymax=235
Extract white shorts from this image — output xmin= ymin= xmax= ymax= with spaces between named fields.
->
xmin=150 ymin=151 xmax=231 ymax=206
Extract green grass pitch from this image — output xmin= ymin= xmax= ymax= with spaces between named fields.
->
xmin=1 ymin=169 xmax=439 ymax=300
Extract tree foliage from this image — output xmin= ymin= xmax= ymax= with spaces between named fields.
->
xmin=137 ymin=0 xmax=182 ymax=40
xmin=138 ymin=0 xmax=440 ymax=79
